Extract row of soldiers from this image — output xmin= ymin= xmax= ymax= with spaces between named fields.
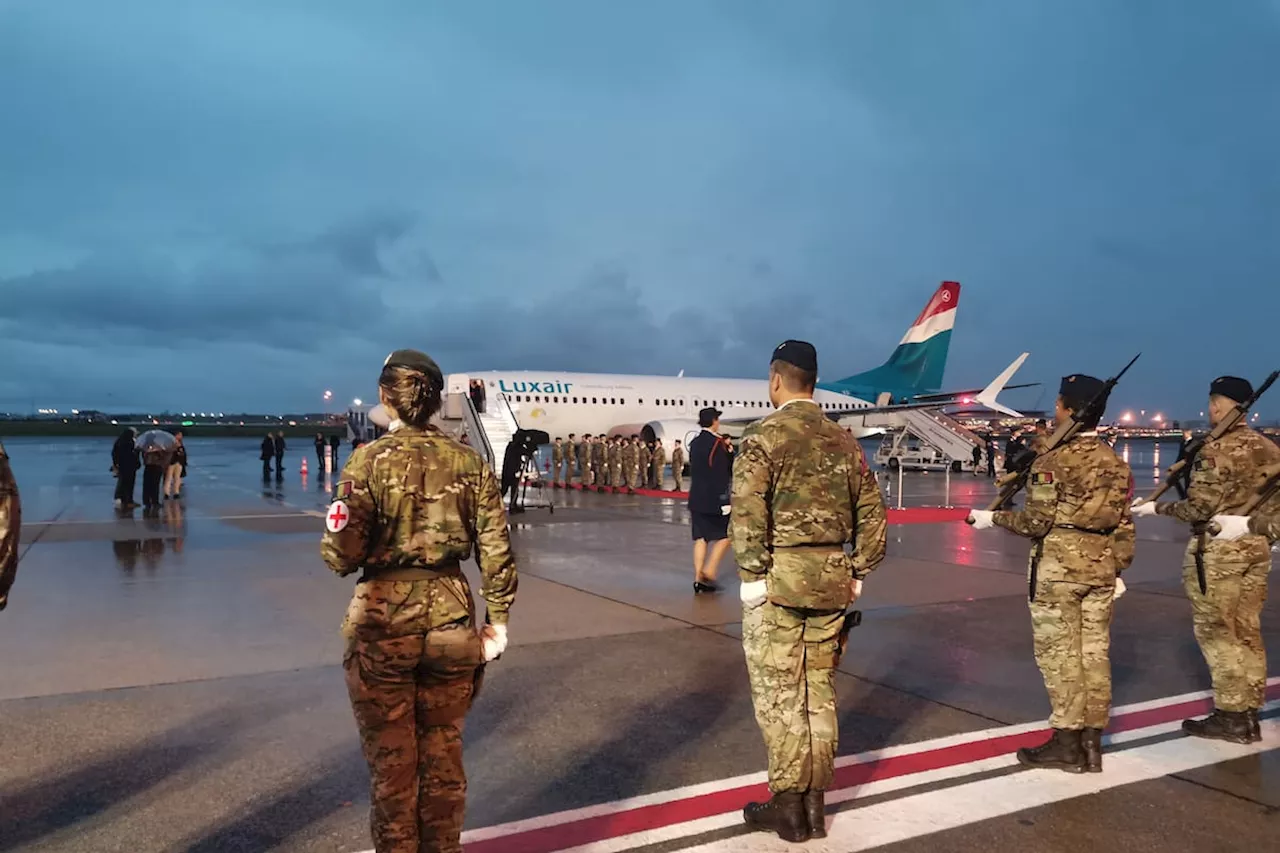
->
xmin=550 ymin=433 xmax=686 ymax=492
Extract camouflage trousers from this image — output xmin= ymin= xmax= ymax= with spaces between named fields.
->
xmin=611 ymin=462 xmax=624 ymax=486
xmin=630 ymin=465 xmax=643 ymax=490
xmin=742 ymin=600 xmax=843 ymax=793
xmin=1183 ymin=549 xmax=1270 ymax=712
xmin=344 ymin=624 xmax=483 ymax=853
xmin=553 ymin=461 xmax=563 ymax=484
xmin=582 ymin=464 xmax=594 ymax=487
xmin=1029 ymin=580 xmax=1115 ymax=730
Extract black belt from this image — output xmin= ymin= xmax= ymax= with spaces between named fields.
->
xmin=359 ymin=562 xmax=462 ymax=582
xmin=1054 ymin=524 xmax=1117 ymax=535
xmin=773 ymin=544 xmax=845 ymax=551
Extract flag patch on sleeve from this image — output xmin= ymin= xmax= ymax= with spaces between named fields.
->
xmin=334 ymin=480 xmax=354 ymax=500
xmin=1031 ymin=472 xmax=1054 ymax=486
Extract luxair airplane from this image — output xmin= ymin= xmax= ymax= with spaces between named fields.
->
xmin=369 ymin=282 xmax=1031 ymax=453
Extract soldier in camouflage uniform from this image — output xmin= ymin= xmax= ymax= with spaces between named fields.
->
xmin=731 ymin=340 xmax=887 ymax=843
xmin=581 ymin=435 xmax=594 ymax=487
xmin=610 ymin=437 xmax=624 ymax=492
xmin=551 ymin=437 xmax=565 ymax=487
xmin=0 ymin=440 xmax=20 ymax=611
xmin=671 ymin=440 xmax=685 ymax=491
xmin=322 ymin=349 xmax=518 ymax=853
xmin=592 ymin=436 xmax=606 ymax=490
xmin=1214 ymin=510 xmax=1280 ymax=542
xmin=620 ymin=438 xmax=636 ymax=494
xmin=1133 ymin=376 xmax=1280 ymax=744
xmin=650 ymin=441 xmax=666 ymax=490
xmin=969 ymin=375 xmax=1134 ymax=773
xmin=636 ymin=437 xmax=651 ymax=490
xmin=566 ymin=434 xmax=578 ymax=486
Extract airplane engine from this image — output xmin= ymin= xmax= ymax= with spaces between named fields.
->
xmin=641 ymin=419 xmax=701 ymax=461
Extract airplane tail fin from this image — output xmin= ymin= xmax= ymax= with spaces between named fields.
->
xmin=835 ymin=281 xmax=958 ymax=393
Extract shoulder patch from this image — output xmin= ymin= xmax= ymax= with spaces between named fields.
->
xmin=334 ymin=480 xmax=354 ymax=500
xmin=325 ymin=500 xmax=351 ymax=533
xmin=1031 ymin=472 xmax=1054 ymax=486
xmin=1194 ymin=457 xmax=1215 ymax=471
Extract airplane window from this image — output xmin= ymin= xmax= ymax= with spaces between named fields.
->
xmin=573 ymin=397 xmax=578 ymax=404
xmin=592 ymin=397 xmax=598 ymax=404
xmin=621 ymin=398 xmax=626 ymax=405
xmin=680 ymin=399 xmax=685 ymax=406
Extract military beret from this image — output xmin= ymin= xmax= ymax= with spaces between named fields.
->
xmin=1059 ymin=374 xmax=1107 ymax=410
xmin=771 ymin=339 xmax=818 ymax=373
xmin=383 ymin=349 xmax=444 ymax=388
xmin=1209 ymin=375 xmax=1252 ymax=404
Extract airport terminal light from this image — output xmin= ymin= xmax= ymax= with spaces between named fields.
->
xmin=1120 ymin=412 xmax=1133 ymax=423
xmin=353 ymin=398 xmax=362 ymax=407
xmin=1153 ymin=413 xmax=1164 ymax=423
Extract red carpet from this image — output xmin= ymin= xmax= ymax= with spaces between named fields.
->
xmin=548 ymin=482 xmax=970 ymax=524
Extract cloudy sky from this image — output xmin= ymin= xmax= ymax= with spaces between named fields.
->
xmin=1 ymin=1 xmax=1277 ymax=417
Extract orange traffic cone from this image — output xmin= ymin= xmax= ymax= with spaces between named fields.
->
xmin=301 ymin=457 xmax=309 ymax=476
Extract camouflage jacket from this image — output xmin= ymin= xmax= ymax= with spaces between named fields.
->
xmin=1248 ymin=512 xmax=1280 ymax=540
xmin=592 ymin=442 xmax=605 ymax=467
xmin=566 ymin=442 xmax=577 ymax=465
xmin=552 ymin=443 xmax=564 ymax=464
xmin=0 ymin=442 xmax=19 ymax=610
xmin=320 ymin=424 xmax=517 ymax=625
xmin=620 ymin=443 xmax=635 ymax=469
xmin=994 ymin=433 xmax=1135 ymax=585
xmin=651 ymin=445 xmax=666 ymax=469
xmin=638 ymin=443 xmax=651 ymax=471
xmin=671 ymin=446 xmax=685 ymax=468
xmin=730 ymin=399 xmax=887 ymax=611
xmin=1156 ymin=424 xmax=1280 ymax=562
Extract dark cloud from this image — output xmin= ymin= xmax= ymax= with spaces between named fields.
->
xmin=0 ymin=1 xmax=1278 ymax=417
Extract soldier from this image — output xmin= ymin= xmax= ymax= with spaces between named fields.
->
xmin=732 ymin=340 xmax=887 ymax=842
xmin=552 ymin=437 xmax=565 ymax=488
xmin=566 ymin=433 xmax=578 ymax=486
xmin=592 ymin=435 xmax=606 ymax=491
xmin=650 ymin=440 xmax=665 ymax=489
xmin=637 ymin=437 xmax=652 ymax=490
xmin=620 ymin=437 xmax=636 ymax=494
xmin=1132 ymin=376 xmax=1280 ymax=743
xmin=1213 ymin=510 xmax=1280 ymax=542
xmin=0 ymin=440 xmax=20 ymax=611
xmin=969 ymin=375 xmax=1134 ymax=772
xmin=671 ymin=440 xmax=685 ymax=491
xmin=610 ymin=437 xmax=624 ymax=492
xmin=581 ymin=435 xmax=594 ymax=487
xmin=322 ymin=349 xmax=518 ymax=853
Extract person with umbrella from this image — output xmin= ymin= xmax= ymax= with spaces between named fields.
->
xmin=135 ymin=430 xmax=176 ymax=510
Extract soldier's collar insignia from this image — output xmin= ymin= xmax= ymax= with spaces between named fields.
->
xmin=334 ymin=480 xmax=354 ymax=500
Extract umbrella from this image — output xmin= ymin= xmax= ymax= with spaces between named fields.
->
xmin=135 ymin=430 xmax=177 ymax=453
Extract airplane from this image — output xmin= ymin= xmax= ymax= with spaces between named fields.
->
xmin=365 ymin=281 xmax=1033 ymax=455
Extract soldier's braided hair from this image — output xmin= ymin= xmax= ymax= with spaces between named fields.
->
xmin=378 ymin=365 xmax=443 ymax=427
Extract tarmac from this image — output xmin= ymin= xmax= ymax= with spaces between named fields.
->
xmin=0 ymin=435 xmax=1276 ymax=853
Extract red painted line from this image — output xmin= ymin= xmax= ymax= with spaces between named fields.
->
xmin=465 ymin=683 xmax=1279 ymax=853
xmin=554 ymin=483 xmax=969 ymax=524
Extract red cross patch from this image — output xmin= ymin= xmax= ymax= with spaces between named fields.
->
xmin=326 ymin=500 xmax=350 ymax=533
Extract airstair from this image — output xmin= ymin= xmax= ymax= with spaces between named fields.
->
xmin=862 ymin=408 xmax=986 ymax=471
xmin=441 ymin=375 xmax=522 ymax=475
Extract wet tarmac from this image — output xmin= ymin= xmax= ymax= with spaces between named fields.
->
xmin=0 ymin=436 xmax=1275 ymax=852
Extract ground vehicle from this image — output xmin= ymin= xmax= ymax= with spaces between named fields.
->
xmin=873 ymin=431 xmax=965 ymax=472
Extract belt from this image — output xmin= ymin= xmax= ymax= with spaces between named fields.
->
xmin=359 ymin=562 xmax=462 ymax=582
xmin=773 ymin=544 xmax=846 ymax=552
xmin=1054 ymin=524 xmax=1116 ymax=536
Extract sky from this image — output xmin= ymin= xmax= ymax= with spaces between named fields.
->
xmin=1 ymin=0 xmax=1278 ymax=419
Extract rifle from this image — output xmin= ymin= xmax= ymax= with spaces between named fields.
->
xmin=834 ymin=609 xmax=862 ymax=668
xmin=971 ymin=353 xmax=1141 ymax=515
xmin=1139 ymin=370 xmax=1278 ymax=505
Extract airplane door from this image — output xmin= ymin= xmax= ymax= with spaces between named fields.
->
xmin=446 ymin=374 xmax=469 ymax=419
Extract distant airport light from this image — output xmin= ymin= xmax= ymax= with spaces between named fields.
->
xmin=353 ymin=398 xmax=363 ymax=406
xmin=323 ymin=390 xmax=333 ymax=400
xmin=1120 ymin=412 xmax=1133 ymax=423
xmin=1153 ymin=413 xmax=1164 ymax=423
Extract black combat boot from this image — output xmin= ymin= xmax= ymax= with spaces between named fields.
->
xmin=1182 ymin=709 xmax=1252 ymax=744
xmin=1016 ymin=729 xmax=1086 ymax=772
xmin=1247 ymin=709 xmax=1261 ymax=742
xmin=803 ymin=790 xmax=826 ymax=838
xmin=743 ymin=791 xmax=809 ymax=843
xmin=1081 ymin=728 xmax=1103 ymax=773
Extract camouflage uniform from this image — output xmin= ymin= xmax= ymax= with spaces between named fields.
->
xmin=1153 ymin=423 xmax=1280 ymax=718
xmin=620 ymin=441 xmax=636 ymax=491
xmin=566 ymin=440 xmax=577 ymax=485
xmin=993 ymin=434 xmax=1134 ymax=739
xmin=0 ymin=441 xmax=20 ymax=610
xmin=1247 ymin=512 xmax=1280 ymax=539
xmin=551 ymin=441 xmax=564 ymax=485
xmin=322 ymin=420 xmax=518 ymax=853
xmin=610 ymin=440 xmax=624 ymax=489
xmin=591 ymin=439 xmax=605 ymax=488
xmin=650 ymin=443 xmax=665 ymax=489
xmin=731 ymin=398 xmax=887 ymax=817
xmin=636 ymin=441 xmax=651 ymax=490
xmin=671 ymin=444 xmax=685 ymax=491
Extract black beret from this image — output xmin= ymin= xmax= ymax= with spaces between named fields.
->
xmin=698 ymin=406 xmax=721 ymax=427
xmin=1210 ymin=376 xmax=1252 ymax=404
xmin=1059 ymin=374 xmax=1107 ymax=409
xmin=771 ymin=339 xmax=818 ymax=373
xmin=383 ymin=349 xmax=444 ymax=388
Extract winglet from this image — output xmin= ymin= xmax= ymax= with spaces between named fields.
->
xmin=973 ymin=353 xmax=1028 ymax=418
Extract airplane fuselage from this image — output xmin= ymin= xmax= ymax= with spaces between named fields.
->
xmin=468 ymin=370 xmax=879 ymax=441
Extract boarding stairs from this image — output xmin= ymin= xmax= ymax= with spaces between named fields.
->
xmin=863 ymin=407 xmax=986 ymax=470
xmin=441 ymin=375 xmax=522 ymax=475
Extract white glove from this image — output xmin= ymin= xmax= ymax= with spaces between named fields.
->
xmin=850 ymin=578 xmax=863 ymax=601
xmin=721 ymin=504 xmax=731 ymax=516
xmin=479 ymin=623 xmax=508 ymax=661
xmin=968 ymin=510 xmax=995 ymax=530
xmin=1114 ymin=577 xmax=1126 ymax=600
xmin=1130 ymin=500 xmax=1157 ymax=518
xmin=740 ymin=579 xmax=767 ymax=608
xmin=1212 ymin=514 xmax=1250 ymax=541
